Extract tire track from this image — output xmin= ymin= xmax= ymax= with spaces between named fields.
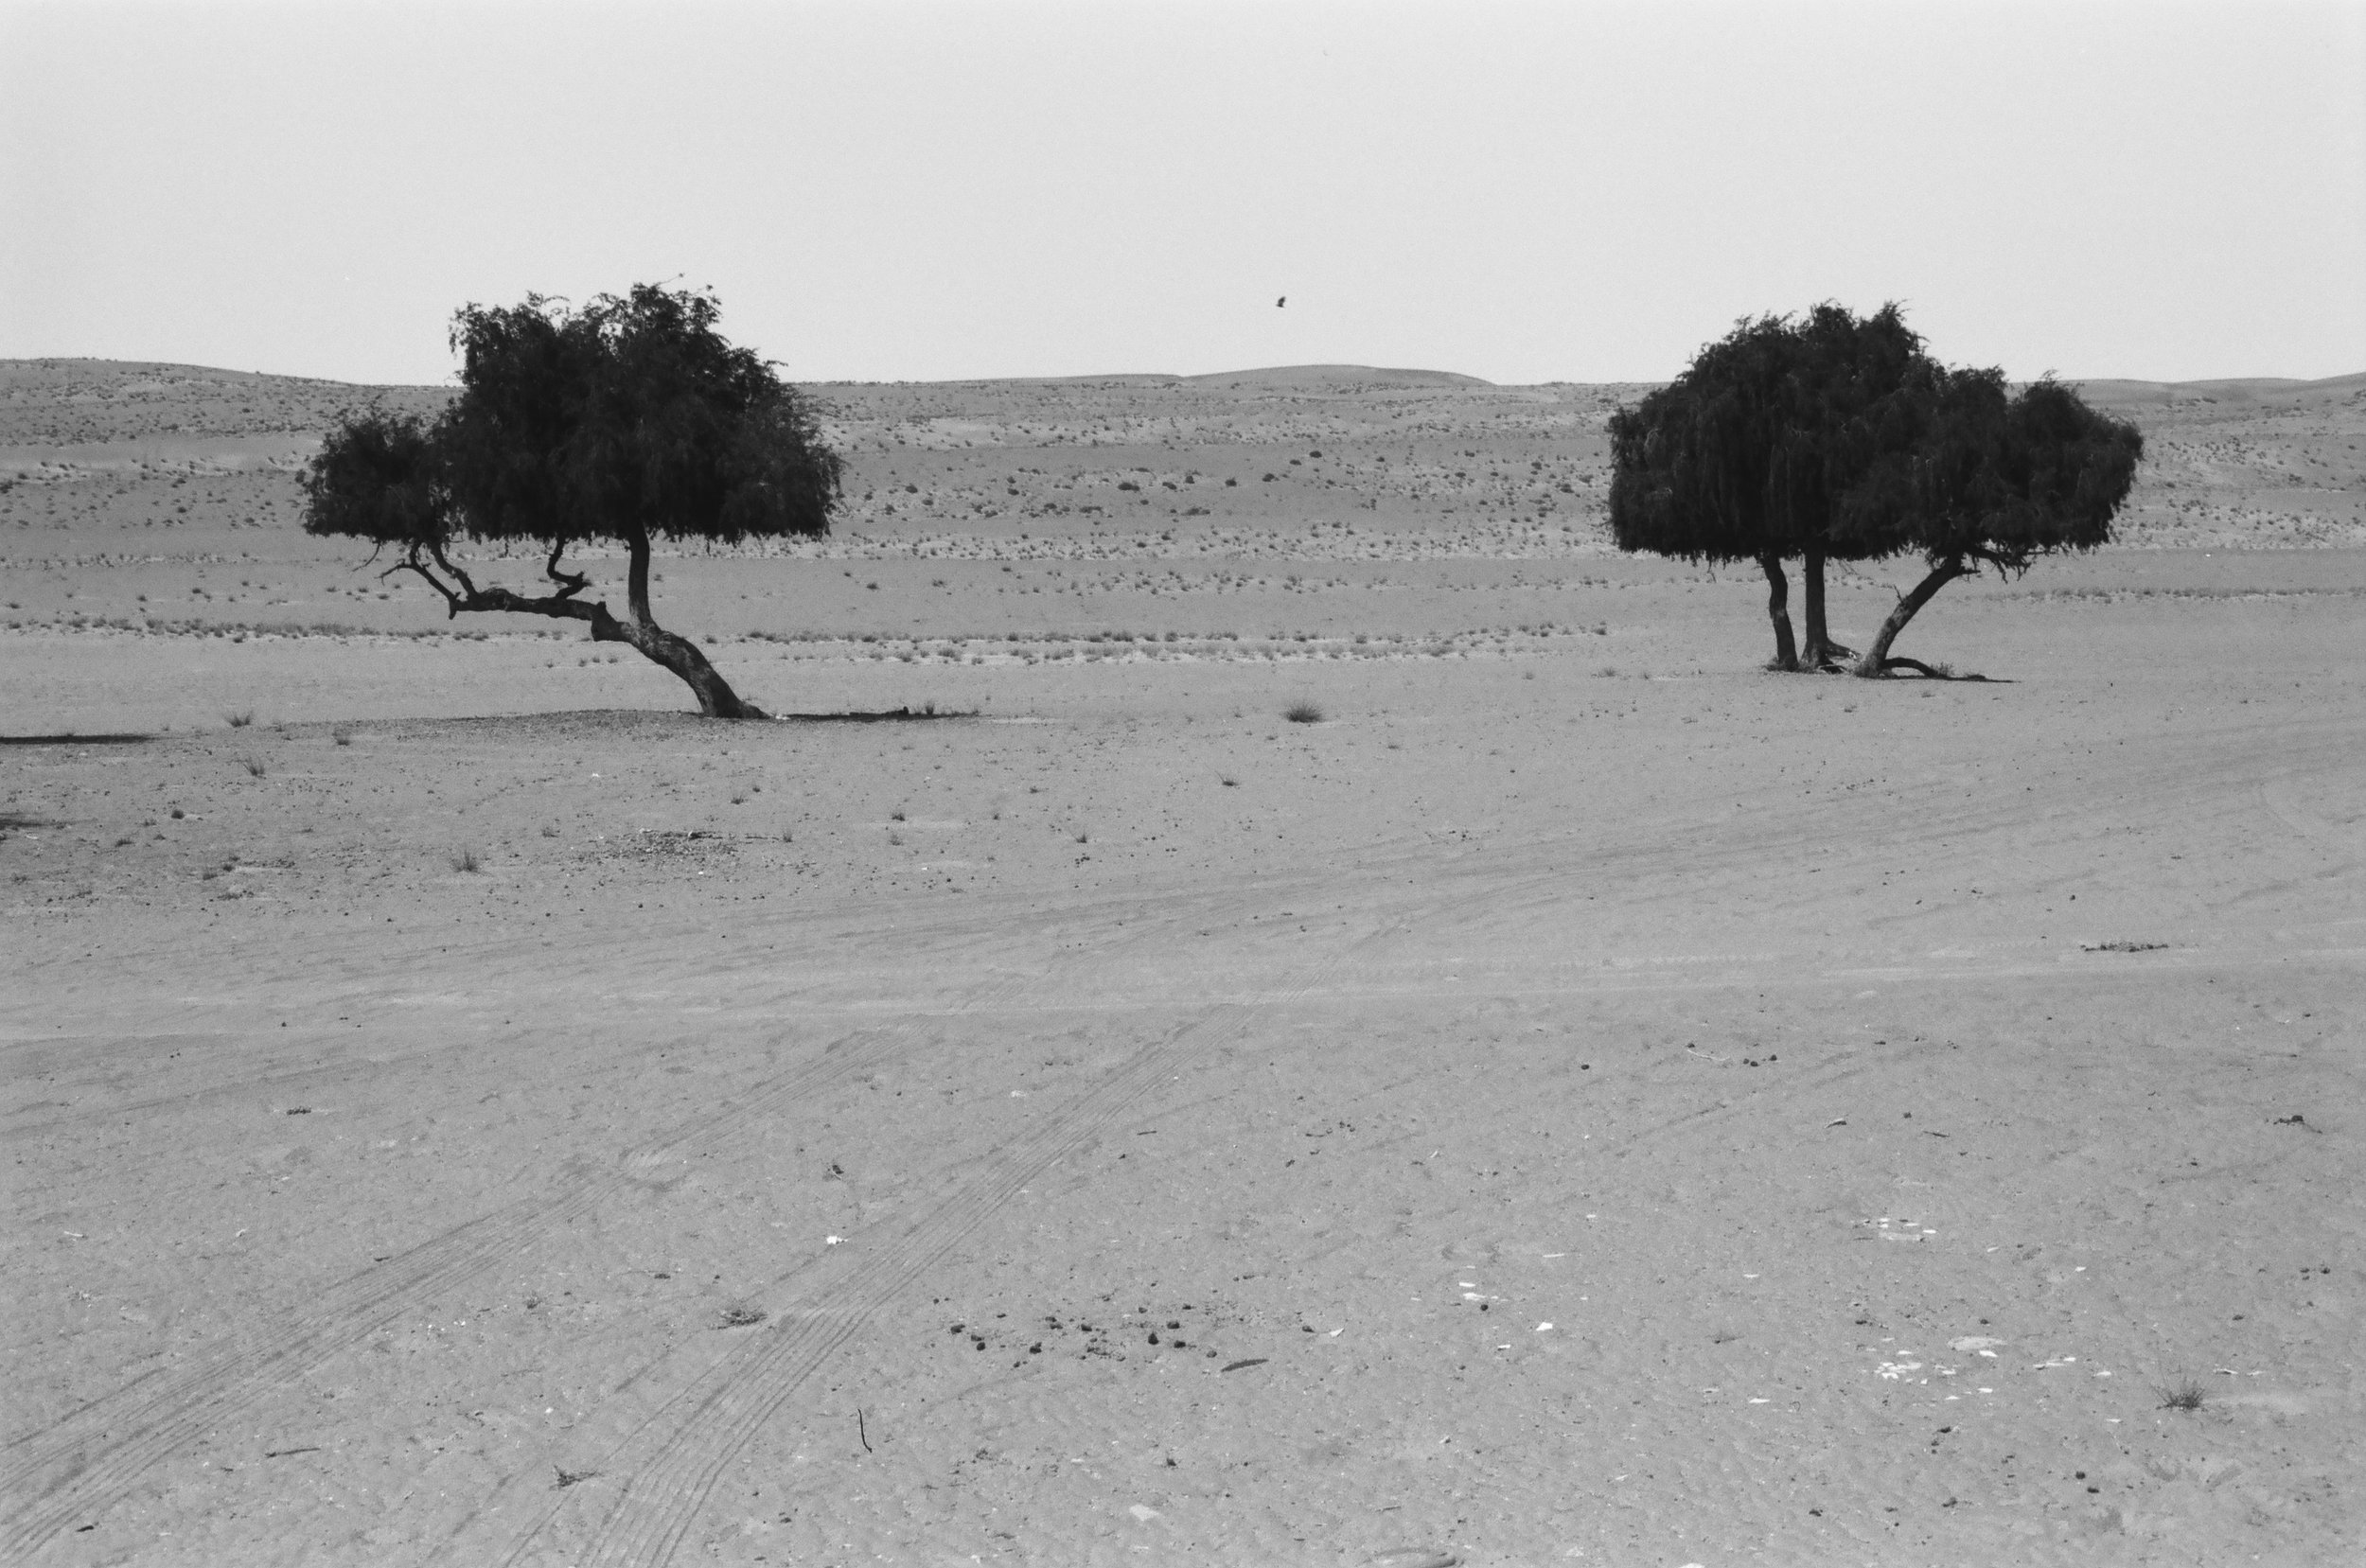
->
xmin=488 ymin=962 xmax=1348 ymax=1567
xmin=0 ymin=1027 xmax=908 ymax=1561
xmin=12 ymin=711 xmax=2348 ymax=1559
xmin=490 ymin=902 xmax=1982 ymax=1568
xmin=2259 ymin=768 xmax=2364 ymax=869
xmin=779 ymin=710 xmax=2365 ymax=993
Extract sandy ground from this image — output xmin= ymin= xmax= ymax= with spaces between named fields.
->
xmin=4 ymin=362 xmax=2363 ymax=1567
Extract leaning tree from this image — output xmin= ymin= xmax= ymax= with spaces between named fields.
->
xmin=1835 ymin=370 xmax=2143 ymax=677
xmin=300 ymin=284 xmax=841 ymax=718
xmin=1609 ymin=303 xmax=1938 ymax=669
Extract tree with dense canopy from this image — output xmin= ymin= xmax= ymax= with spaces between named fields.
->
xmin=300 ymin=284 xmax=841 ymax=718
xmin=1610 ymin=303 xmax=2143 ymax=677
xmin=1608 ymin=304 xmax=1933 ymax=670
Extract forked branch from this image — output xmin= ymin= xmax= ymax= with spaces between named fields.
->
xmin=386 ymin=542 xmax=625 ymax=637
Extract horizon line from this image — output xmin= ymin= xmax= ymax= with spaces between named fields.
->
xmin=5 ymin=355 xmax=2363 ymax=396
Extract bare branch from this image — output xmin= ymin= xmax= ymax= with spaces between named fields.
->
xmin=385 ymin=545 xmax=466 ymax=617
xmin=544 ymin=539 xmax=590 ymax=598
xmin=425 ymin=540 xmax=481 ymax=600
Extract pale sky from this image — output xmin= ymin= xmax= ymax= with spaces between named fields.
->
xmin=6 ymin=0 xmax=2361 ymax=388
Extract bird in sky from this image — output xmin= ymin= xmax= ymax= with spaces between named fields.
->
xmin=1276 ymin=296 xmax=1286 ymax=308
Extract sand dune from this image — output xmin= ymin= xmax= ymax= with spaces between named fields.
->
xmin=1180 ymin=365 xmax=1499 ymax=390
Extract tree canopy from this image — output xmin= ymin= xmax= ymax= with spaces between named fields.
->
xmin=301 ymin=284 xmax=841 ymax=718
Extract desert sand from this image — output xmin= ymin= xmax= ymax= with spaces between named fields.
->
xmin=3 ymin=361 xmax=2362 ymax=1566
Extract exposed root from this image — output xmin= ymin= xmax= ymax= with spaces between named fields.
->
xmin=1857 ymin=656 xmax=1988 ymax=681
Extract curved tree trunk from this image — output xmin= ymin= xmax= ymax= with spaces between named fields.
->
xmin=1758 ymin=552 xmax=1799 ymax=671
xmin=617 ymin=533 xmax=767 ymax=718
xmin=1853 ymin=555 xmax=1969 ymax=677
xmin=391 ymin=535 xmax=768 ymax=718
xmin=1798 ymin=543 xmax=1853 ymax=669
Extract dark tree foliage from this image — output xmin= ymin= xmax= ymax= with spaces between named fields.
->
xmin=297 ymin=408 xmax=444 ymax=549
xmin=1609 ymin=304 xmax=1939 ymax=669
xmin=1839 ymin=371 xmax=2142 ymax=676
xmin=1609 ymin=326 xmax=1805 ymax=669
xmin=301 ymin=284 xmax=842 ymax=718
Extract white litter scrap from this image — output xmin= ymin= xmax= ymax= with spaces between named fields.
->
xmin=1861 ymin=1216 xmax=1937 ymax=1242
xmin=1949 ymin=1336 xmax=2004 ymax=1355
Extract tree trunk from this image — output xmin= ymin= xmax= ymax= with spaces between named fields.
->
xmin=1758 ymin=552 xmax=1799 ymax=671
xmin=395 ymin=536 xmax=768 ymax=718
xmin=612 ymin=532 xmax=767 ymax=718
xmin=1853 ymin=555 xmax=1969 ymax=677
xmin=1798 ymin=543 xmax=1853 ymax=668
